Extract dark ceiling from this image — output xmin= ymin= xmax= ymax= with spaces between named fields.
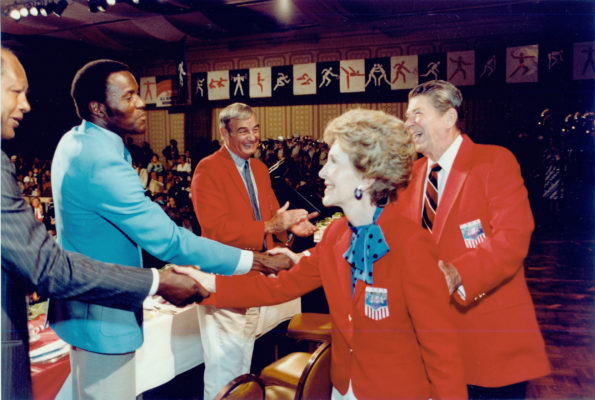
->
xmin=2 ymin=0 xmax=594 ymax=53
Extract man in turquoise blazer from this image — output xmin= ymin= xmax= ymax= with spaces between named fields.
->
xmin=50 ymin=59 xmax=289 ymax=399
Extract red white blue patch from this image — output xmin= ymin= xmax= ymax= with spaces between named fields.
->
xmin=459 ymin=219 xmax=486 ymax=248
xmin=365 ymin=287 xmax=389 ymax=321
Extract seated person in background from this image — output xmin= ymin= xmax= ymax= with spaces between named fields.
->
xmin=148 ymin=170 xmax=164 ymax=195
xmin=30 ymin=196 xmax=44 ymax=223
xmin=146 ymin=153 xmax=164 ymax=174
xmin=175 ymin=154 xmax=192 ymax=178
xmin=190 ymin=102 xmax=317 ymax=400
xmin=179 ymin=108 xmax=467 ymax=399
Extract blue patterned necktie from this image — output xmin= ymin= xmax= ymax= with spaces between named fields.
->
xmin=343 ymin=207 xmax=390 ymax=296
xmin=242 ymin=160 xmax=261 ymax=221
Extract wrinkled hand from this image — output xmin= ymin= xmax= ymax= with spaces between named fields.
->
xmin=265 ymin=202 xmax=310 ymax=234
xmin=438 ymin=260 xmax=462 ymax=295
xmin=252 ymin=252 xmax=293 ymax=275
xmin=157 ymin=268 xmax=210 ymax=306
xmin=289 ymin=211 xmax=319 ymax=237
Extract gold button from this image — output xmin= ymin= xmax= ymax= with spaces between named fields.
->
xmin=348 ymin=314 xmax=352 ymax=322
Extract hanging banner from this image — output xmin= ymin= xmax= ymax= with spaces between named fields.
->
xmin=418 ymin=53 xmax=447 ymax=83
xmin=230 ymin=69 xmax=249 ymax=100
xmin=365 ymin=57 xmax=391 ymax=96
xmin=447 ymin=50 xmax=475 ymax=86
xmin=506 ymin=44 xmax=538 ymax=83
xmin=573 ymin=41 xmax=595 ymax=80
xmin=250 ymin=67 xmax=272 ymax=98
xmin=390 ymin=55 xmax=418 ymax=90
xmin=140 ymin=77 xmax=157 ymax=105
xmin=191 ymin=72 xmax=208 ymax=104
xmin=207 ymin=70 xmax=230 ymax=100
xmin=340 ymin=59 xmax=365 ymax=93
xmin=272 ymin=65 xmax=293 ymax=98
xmin=293 ymin=63 xmax=317 ymax=96
xmin=476 ymin=49 xmax=504 ymax=87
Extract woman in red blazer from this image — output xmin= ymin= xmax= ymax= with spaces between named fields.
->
xmin=179 ymin=109 xmax=467 ymax=399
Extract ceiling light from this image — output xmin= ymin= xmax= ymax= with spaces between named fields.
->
xmin=9 ymin=8 xmax=21 ymax=20
xmin=39 ymin=6 xmax=47 ymax=16
xmin=19 ymin=5 xmax=29 ymax=17
xmin=107 ymin=0 xmax=116 ymax=5
xmin=29 ymin=5 xmax=39 ymax=16
xmin=132 ymin=0 xmax=139 ymax=3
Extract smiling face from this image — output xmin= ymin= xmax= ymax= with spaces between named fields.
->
xmin=1 ymin=49 xmax=31 ymax=140
xmin=405 ymin=94 xmax=455 ymax=161
xmin=102 ymin=70 xmax=146 ymax=136
xmin=221 ymin=113 xmax=260 ymax=160
xmin=318 ymin=142 xmax=364 ymax=210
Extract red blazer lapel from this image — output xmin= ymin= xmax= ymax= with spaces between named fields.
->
xmin=408 ymin=159 xmax=427 ymax=223
xmin=333 ymin=226 xmax=355 ymax=303
xmin=433 ymin=135 xmax=473 ymax=242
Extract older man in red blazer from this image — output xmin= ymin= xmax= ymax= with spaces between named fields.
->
xmin=191 ymin=103 xmax=317 ymax=399
xmin=391 ymin=80 xmax=550 ymax=399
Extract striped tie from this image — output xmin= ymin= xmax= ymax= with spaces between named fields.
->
xmin=422 ymin=163 xmax=441 ymax=232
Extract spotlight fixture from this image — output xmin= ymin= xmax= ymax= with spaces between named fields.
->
xmin=39 ymin=6 xmax=47 ymax=16
xmin=29 ymin=5 xmax=39 ymax=16
xmin=107 ymin=0 xmax=116 ymax=5
xmin=19 ymin=5 xmax=29 ymax=17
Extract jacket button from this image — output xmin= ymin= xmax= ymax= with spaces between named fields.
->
xmin=347 ymin=314 xmax=352 ymax=322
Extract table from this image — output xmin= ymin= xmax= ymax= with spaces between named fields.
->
xmin=32 ymin=297 xmax=299 ymax=399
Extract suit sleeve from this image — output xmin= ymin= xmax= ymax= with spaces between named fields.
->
xmin=401 ymin=228 xmax=467 ymax=399
xmin=86 ymin=152 xmax=244 ymax=275
xmin=454 ymin=149 xmax=534 ymax=304
xmin=1 ymin=153 xmax=152 ymax=310
xmin=191 ymin=158 xmax=268 ymax=250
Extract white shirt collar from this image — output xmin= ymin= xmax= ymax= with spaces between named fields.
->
xmin=426 ymin=134 xmax=463 ymax=177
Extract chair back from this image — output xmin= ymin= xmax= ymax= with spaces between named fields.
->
xmin=214 ymin=373 xmax=266 ymax=400
xmin=295 ymin=341 xmax=332 ymax=400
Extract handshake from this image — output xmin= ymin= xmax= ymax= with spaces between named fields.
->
xmin=156 ymin=251 xmax=293 ymax=306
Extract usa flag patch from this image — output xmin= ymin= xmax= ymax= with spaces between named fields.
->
xmin=460 ymin=219 xmax=486 ymax=248
xmin=365 ymin=287 xmax=389 ymax=321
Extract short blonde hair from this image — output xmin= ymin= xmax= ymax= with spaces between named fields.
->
xmin=323 ymin=108 xmax=415 ymax=205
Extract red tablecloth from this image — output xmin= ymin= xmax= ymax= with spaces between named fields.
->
xmin=29 ymin=315 xmax=71 ymax=400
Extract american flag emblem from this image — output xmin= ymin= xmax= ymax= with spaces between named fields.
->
xmin=460 ymin=219 xmax=486 ymax=248
xmin=365 ymin=287 xmax=389 ymax=321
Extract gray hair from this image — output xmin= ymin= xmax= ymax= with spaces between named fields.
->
xmin=219 ymin=103 xmax=255 ymax=132
xmin=408 ymin=80 xmax=463 ymax=119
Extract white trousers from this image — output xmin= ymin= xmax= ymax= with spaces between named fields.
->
xmin=197 ymin=305 xmax=260 ymax=400
xmin=69 ymin=347 xmax=136 ymax=400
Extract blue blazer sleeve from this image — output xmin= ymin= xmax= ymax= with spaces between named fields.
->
xmin=84 ymin=145 xmax=242 ymax=275
xmin=1 ymin=151 xmax=152 ymax=309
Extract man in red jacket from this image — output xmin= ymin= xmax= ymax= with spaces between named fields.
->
xmin=392 ymin=80 xmax=550 ymax=399
xmin=190 ymin=102 xmax=317 ymax=399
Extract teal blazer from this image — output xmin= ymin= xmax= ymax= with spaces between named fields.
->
xmin=49 ymin=120 xmax=243 ymax=353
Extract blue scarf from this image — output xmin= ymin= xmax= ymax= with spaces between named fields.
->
xmin=343 ymin=207 xmax=390 ymax=296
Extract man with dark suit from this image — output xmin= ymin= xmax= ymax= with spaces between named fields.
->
xmin=191 ymin=102 xmax=317 ymax=399
xmin=0 ymin=47 xmax=209 ymax=400
xmin=392 ymin=80 xmax=550 ymax=398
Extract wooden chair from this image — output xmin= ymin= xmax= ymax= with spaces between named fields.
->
xmin=260 ymin=340 xmax=332 ymax=400
xmin=213 ymin=373 xmax=266 ymax=400
xmin=286 ymin=313 xmax=331 ymax=352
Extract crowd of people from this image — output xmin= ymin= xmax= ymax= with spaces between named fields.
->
xmin=2 ymin=42 xmax=592 ymax=400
